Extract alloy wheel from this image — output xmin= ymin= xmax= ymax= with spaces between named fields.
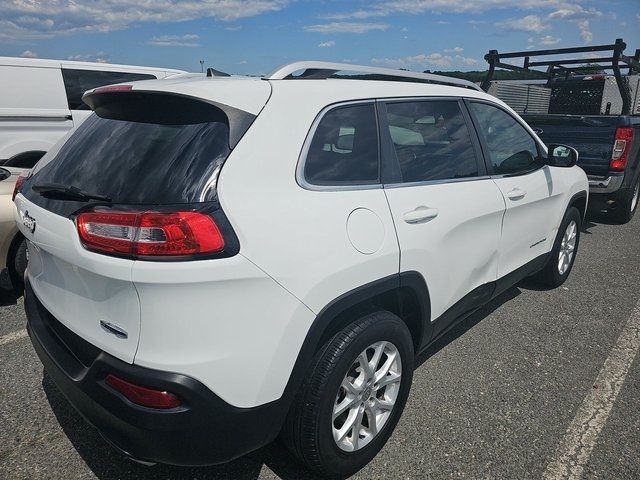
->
xmin=558 ymin=220 xmax=577 ymax=275
xmin=332 ymin=341 xmax=402 ymax=452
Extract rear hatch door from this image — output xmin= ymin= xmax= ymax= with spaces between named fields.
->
xmin=524 ymin=114 xmax=619 ymax=176
xmin=15 ymin=82 xmax=268 ymax=363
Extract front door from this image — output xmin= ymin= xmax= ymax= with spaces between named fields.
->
xmin=466 ymin=100 xmax=563 ymax=278
xmin=380 ymin=99 xmax=505 ymax=330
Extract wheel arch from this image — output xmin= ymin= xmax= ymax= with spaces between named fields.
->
xmin=279 ymin=272 xmax=431 ymax=410
xmin=568 ymin=190 xmax=588 ymax=220
xmin=4 ymin=150 xmax=46 ymax=169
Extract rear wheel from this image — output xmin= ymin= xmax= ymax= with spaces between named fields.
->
xmin=532 ymin=206 xmax=581 ymax=288
xmin=612 ymin=176 xmax=639 ymax=224
xmin=282 ymin=311 xmax=414 ymax=478
xmin=8 ymin=236 xmax=28 ymax=293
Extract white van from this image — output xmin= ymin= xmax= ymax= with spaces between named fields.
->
xmin=0 ymin=56 xmax=185 ymax=169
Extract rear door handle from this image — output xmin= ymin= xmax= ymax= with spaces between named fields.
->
xmin=403 ymin=206 xmax=439 ymax=224
xmin=506 ymin=188 xmax=527 ymax=201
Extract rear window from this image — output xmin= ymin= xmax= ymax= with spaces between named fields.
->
xmin=31 ymin=114 xmax=230 ymax=205
xmin=62 ymin=69 xmax=157 ymax=110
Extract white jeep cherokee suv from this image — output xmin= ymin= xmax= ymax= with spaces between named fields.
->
xmin=15 ymin=62 xmax=588 ymax=478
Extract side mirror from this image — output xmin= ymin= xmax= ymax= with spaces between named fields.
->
xmin=548 ymin=144 xmax=578 ymax=168
xmin=0 ymin=168 xmax=9 ymax=181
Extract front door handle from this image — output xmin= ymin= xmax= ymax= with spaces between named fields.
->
xmin=403 ymin=206 xmax=439 ymax=224
xmin=506 ymin=188 xmax=527 ymax=201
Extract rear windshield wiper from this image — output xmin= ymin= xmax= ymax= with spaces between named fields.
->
xmin=32 ymin=183 xmax=112 ymax=203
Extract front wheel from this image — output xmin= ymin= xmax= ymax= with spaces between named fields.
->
xmin=282 ymin=311 xmax=414 ymax=478
xmin=532 ymin=206 xmax=582 ymax=288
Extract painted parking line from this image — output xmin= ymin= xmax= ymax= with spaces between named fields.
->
xmin=543 ymin=297 xmax=640 ymax=480
xmin=0 ymin=328 xmax=27 ymax=347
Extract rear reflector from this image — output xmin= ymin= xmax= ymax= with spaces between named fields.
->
xmin=105 ymin=374 xmax=181 ymax=409
xmin=610 ymin=127 xmax=635 ymax=172
xmin=76 ymin=209 xmax=225 ymax=257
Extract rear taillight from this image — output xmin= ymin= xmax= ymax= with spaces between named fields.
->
xmin=610 ymin=127 xmax=635 ymax=172
xmin=105 ymin=374 xmax=181 ymax=409
xmin=76 ymin=209 xmax=225 ymax=258
xmin=12 ymin=170 xmax=29 ymax=202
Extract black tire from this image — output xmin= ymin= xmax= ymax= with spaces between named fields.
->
xmin=282 ymin=311 xmax=414 ymax=478
xmin=8 ymin=237 xmax=28 ymax=292
xmin=611 ymin=176 xmax=640 ymax=224
xmin=532 ymin=206 xmax=582 ymax=288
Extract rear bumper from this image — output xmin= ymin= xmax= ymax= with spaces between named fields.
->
xmin=588 ymin=173 xmax=624 ymax=194
xmin=25 ymin=280 xmax=286 ymax=466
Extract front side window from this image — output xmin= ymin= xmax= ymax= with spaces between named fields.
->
xmin=469 ymin=102 xmax=543 ymax=175
xmin=304 ymin=103 xmax=379 ymax=186
xmin=384 ymin=100 xmax=479 ymax=183
xmin=62 ymin=69 xmax=156 ymax=110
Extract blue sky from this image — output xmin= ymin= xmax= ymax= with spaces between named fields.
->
xmin=1 ymin=1 xmax=639 ymax=75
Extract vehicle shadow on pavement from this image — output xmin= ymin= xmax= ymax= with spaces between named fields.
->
xmin=42 ymin=374 xmax=325 ymax=480
xmin=415 ymin=285 xmax=522 ymax=368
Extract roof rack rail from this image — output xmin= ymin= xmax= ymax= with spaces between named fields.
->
xmin=264 ymin=61 xmax=483 ymax=91
xmin=481 ymin=38 xmax=640 ymax=114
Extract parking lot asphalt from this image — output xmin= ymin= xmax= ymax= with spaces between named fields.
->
xmin=1 ymin=211 xmax=639 ymax=480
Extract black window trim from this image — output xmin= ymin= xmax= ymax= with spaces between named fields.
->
xmin=378 ymin=96 xmax=489 ymax=188
xmin=296 ymin=99 xmax=383 ymax=191
xmin=463 ymin=98 xmax=548 ymax=178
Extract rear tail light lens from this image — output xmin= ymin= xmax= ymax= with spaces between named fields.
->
xmin=105 ymin=374 xmax=181 ymax=409
xmin=76 ymin=209 xmax=225 ymax=257
xmin=610 ymin=127 xmax=635 ymax=171
xmin=12 ymin=170 xmax=30 ymax=202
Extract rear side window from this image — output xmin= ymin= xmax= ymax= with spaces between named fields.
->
xmin=469 ymin=102 xmax=543 ymax=175
xmin=62 ymin=69 xmax=156 ymax=110
xmin=384 ymin=100 xmax=479 ymax=183
xmin=303 ymin=103 xmax=379 ymax=186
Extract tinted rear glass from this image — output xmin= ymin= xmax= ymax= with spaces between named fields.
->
xmin=30 ymin=114 xmax=230 ymax=205
xmin=62 ymin=69 xmax=157 ymax=110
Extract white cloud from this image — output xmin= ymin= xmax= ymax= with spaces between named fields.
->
xmin=548 ymin=5 xmax=602 ymax=20
xmin=577 ymin=19 xmax=592 ymax=43
xmin=539 ymin=35 xmax=560 ymax=45
xmin=224 ymin=25 xmax=242 ymax=31
xmin=20 ymin=50 xmax=38 ymax=58
xmin=323 ymin=0 xmax=590 ymax=20
xmin=305 ymin=22 xmax=389 ymax=34
xmin=372 ymin=52 xmax=477 ymax=69
xmin=436 ymin=20 xmax=450 ymax=25
xmin=444 ymin=46 xmax=463 ymax=53
xmin=318 ymin=40 xmax=335 ymax=47
xmin=67 ymin=52 xmax=110 ymax=63
xmin=0 ymin=0 xmax=288 ymax=40
xmin=148 ymin=34 xmax=200 ymax=47
xmin=498 ymin=15 xmax=547 ymax=33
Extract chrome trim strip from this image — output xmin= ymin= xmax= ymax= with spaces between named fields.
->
xmin=384 ymin=175 xmax=492 ymax=189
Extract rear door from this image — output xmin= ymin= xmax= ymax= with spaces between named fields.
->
xmin=0 ymin=64 xmax=73 ymax=165
xmin=380 ymin=98 xmax=505 ymax=331
xmin=467 ymin=100 xmax=563 ymax=278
